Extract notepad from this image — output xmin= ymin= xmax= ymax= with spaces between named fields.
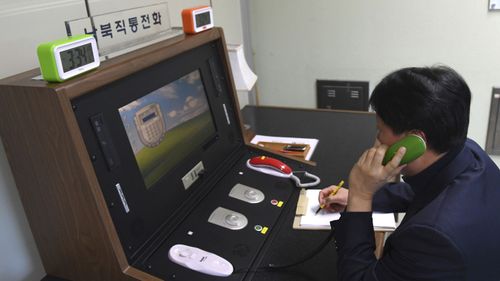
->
xmin=250 ymin=135 xmax=319 ymax=161
xmin=293 ymin=189 xmax=397 ymax=231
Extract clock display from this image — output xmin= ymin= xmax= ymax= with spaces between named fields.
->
xmin=37 ymin=34 xmax=100 ymax=82
xmin=195 ymin=11 xmax=211 ymax=28
xmin=182 ymin=6 xmax=213 ymax=34
xmin=60 ymin=43 xmax=95 ymax=73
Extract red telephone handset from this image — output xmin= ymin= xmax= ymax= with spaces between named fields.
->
xmin=246 ymin=156 xmax=321 ymax=188
xmin=248 ymin=156 xmax=293 ymax=175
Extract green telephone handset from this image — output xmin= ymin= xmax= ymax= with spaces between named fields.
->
xmin=382 ymin=134 xmax=426 ymax=165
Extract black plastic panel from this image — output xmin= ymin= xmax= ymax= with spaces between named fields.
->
xmin=72 ymin=41 xmax=243 ymax=261
xmin=141 ymin=149 xmax=297 ymax=281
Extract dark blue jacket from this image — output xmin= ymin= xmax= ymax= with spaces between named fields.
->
xmin=331 ymin=139 xmax=500 ymax=281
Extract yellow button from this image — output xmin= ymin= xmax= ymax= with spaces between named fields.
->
xmin=261 ymin=227 xmax=269 ymax=234
xmin=277 ymin=201 xmax=284 ymax=207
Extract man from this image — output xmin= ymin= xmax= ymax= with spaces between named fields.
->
xmin=319 ymin=65 xmax=500 ymax=281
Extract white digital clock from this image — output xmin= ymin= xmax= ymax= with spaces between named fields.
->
xmin=37 ymin=35 xmax=100 ymax=82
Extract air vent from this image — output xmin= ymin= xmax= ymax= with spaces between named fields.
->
xmin=316 ymin=80 xmax=369 ymax=111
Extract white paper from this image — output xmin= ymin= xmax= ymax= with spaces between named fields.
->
xmin=299 ymin=189 xmax=396 ymax=230
xmin=250 ymin=135 xmax=319 ymax=160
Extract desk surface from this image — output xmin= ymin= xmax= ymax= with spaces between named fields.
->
xmin=241 ymin=106 xmax=376 ymax=184
xmin=240 ymin=106 xmax=377 ymax=281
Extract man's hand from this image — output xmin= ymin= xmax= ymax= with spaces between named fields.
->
xmin=318 ymin=186 xmax=348 ymax=212
xmin=347 ymin=144 xmax=406 ymax=211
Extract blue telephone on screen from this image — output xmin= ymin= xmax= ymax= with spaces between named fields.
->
xmin=382 ymin=134 xmax=426 ymax=165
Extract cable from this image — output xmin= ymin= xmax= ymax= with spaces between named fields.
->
xmin=232 ymin=230 xmax=335 ymax=275
xmin=290 ymin=171 xmax=321 ymax=188
xmin=266 ymin=230 xmax=335 ymax=269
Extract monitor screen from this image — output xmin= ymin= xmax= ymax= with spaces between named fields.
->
xmin=118 ymin=70 xmax=216 ymax=189
xmin=72 ymin=37 xmax=244 ymax=258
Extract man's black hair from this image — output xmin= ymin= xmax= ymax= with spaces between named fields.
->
xmin=369 ymin=65 xmax=471 ymax=153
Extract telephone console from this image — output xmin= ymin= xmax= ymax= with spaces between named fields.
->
xmin=143 ymin=153 xmax=299 ymax=279
xmin=68 ymin=29 xmax=304 ymax=280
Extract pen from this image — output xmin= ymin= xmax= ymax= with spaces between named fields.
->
xmin=315 ymin=180 xmax=344 ymax=215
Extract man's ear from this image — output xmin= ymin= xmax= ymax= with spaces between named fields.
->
xmin=410 ymin=130 xmax=427 ymax=144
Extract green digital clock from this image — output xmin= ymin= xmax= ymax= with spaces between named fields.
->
xmin=37 ymin=34 xmax=100 ymax=82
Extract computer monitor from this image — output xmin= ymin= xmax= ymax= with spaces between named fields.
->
xmin=118 ymin=69 xmax=216 ymax=189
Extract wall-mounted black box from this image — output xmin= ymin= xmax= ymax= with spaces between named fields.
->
xmin=316 ymin=80 xmax=369 ymax=111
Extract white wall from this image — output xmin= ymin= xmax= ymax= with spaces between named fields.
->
xmin=212 ymin=0 xmax=249 ymax=108
xmin=248 ymin=0 xmax=500 ymax=165
xmin=0 ymin=0 xmax=89 ymax=82
xmin=0 ymin=1 xmax=244 ymax=280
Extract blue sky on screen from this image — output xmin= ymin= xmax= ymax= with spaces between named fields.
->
xmin=118 ymin=70 xmax=210 ymax=154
